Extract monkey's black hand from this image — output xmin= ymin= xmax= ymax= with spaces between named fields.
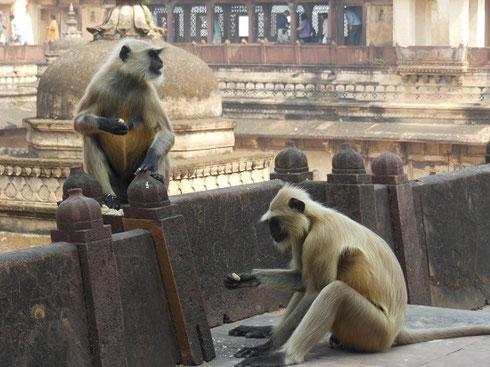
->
xmin=97 ymin=117 xmax=128 ymax=136
xmin=224 ymin=272 xmax=260 ymax=290
xmin=137 ymin=149 xmax=158 ymax=173
xmin=235 ymin=352 xmax=286 ymax=367
xmin=234 ymin=340 xmax=274 ymax=359
xmin=150 ymin=173 xmax=165 ymax=184
xmin=229 ymin=325 xmax=273 ymax=339
xmin=104 ymin=194 xmax=121 ymax=210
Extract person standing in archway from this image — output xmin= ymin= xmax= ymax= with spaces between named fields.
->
xmin=46 ymin=14 xmax=59 ymax=42
xmin=345 ymin=7 xmax=361 ymax=45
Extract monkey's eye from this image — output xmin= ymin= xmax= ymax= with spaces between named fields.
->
xmin=148 ymin=50 xmax=157 ymax=58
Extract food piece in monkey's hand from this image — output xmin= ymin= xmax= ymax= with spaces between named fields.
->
xmin=224 ymin=272 xmax=260 ymax=289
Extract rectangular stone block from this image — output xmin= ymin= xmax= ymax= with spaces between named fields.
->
xmin=410 ymin=165 xmax=490 ymax=309
xmin=112 ymin=229 xmax=180 ymax=367
xmin=0 ymin=243 xmax=91 ymax=366
xmin=172 ymin=181 xmax=291 ymax=327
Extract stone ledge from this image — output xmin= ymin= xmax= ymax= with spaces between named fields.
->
xmin=234 ymin=119 xmax=490 ymax=145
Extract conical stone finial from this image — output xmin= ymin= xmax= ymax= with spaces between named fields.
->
xmin=63 ymin=3 xmax=82 ymax=38
xmin=331 ymin=143 xmax=365 ymax=174
xmin=270 ymin=141 xmax=313 ymax=183
xmin=371 ymin=151 xmax=407 ymax=185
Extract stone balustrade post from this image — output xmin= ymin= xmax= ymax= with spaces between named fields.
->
xmin=326 ymin=143 xmax=378 ymax=233
xmin=50 ymin=189 xmax=128 ymax=367
xmin=270 ymin=141 xmax=313 ymax=183
xmin=122 ymin=171 xmax=215 ymax=365
xmin=372 ymin=152 xmax=431 ymax=305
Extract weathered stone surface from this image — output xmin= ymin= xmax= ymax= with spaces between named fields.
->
xmin=373 ymin=184 xmax=395 ymax=250
xmin=124 ymin=170 xmax=215 ymax=365
xmin=0 ymin=243 xmax=91 ymax=366
xmin=112 ymin=229 xmax=180 ymax=367
xmin=172 ymin=181 xmax=291 ymax=327
xmin=373 ymin=152 xmax=430 ymax=305
xmin=51 ymin=189 xmax=128 ymax=366
xmin=326 ymin=144 xmax=378 ymax=233
xmin=411 ymin=165 xmax=490 ymax=309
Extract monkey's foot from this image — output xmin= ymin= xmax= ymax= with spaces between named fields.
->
xmin=104 ymin=194 xmax=121 ymax=210
xmin=150 ymin=173 xmax=165 ymax=184
xmin=235 ymin=352 xmax=286 ymax=367
xmin=234 ymin=340 xmax=273 ymax=359
xmin=229 ymin=325 xmax=273 ymax=339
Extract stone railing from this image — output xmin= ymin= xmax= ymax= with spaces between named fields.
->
xmin=218 ymin=79 xmax=490 ymax=104
xmin=176 ymin=43 xmax=490 ymax=68
xmin=0 ymin=44 xmax=49 ymax=62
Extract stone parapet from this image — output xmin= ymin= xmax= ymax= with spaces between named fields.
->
xmin=0 ymin=151 xmax=273 ymax=233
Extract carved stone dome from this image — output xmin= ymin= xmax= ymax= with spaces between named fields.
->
xmin=332 ymin=143 xmax=365 ymax=173
xmin=371 ymin=152 xmax=404 ymax=176
xmin=37 ymin=40 xmax=222 ymax=121
xmin=274 ymin=141 xmax=309 ymax=173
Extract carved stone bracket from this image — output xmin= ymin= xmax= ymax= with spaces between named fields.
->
xmin=396 ymin=44 xmax=468 ymax=85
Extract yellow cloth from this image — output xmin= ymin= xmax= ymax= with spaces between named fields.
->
xmin=47 ymin=19 xmax=59 ymax=42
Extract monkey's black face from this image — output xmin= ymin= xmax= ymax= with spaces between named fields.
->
xmin=148 ymin=49 xmax=163 ymax=76
xmin=268 ymin=217 xmax=288 ymax=243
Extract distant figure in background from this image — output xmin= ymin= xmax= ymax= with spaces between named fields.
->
xmin=0 ymin=12 xmax=6 ymax=44
xmin=320 ymin=13 xmax=328 ymax=44
xmin=276 ymin=10 xmax=289 ymax=43
xmin=46 ymin=14 xmax=59 ymax=42
xmin=8 ymin=14 xmax=21 ymax=45
xmin=345 ymin=7 xmax=361 ymax=45
xmin=213 ymin=17 xmax=221 ymax=43
xmin=297 ymin=13 xmax=312 ymax=43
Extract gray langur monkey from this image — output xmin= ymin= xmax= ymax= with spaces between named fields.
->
xmin=224 ymin=185 xmax=490 ymax=367
xmin=74 ymin=39 xmax=174 ymax=208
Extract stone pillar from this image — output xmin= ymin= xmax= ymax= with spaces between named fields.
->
xmin=263 ymin=4 xmax=272 ymax=41
xmin=326 ymin=143 xmax=378 ymax=233
xmin=207 ymin=1 xmax=215 ymax=44
xmin=328 ymin=0 xmax=345 ymax=45
xmin=270 ymin=141 xmax=313 ymax=183
xmin=183 ymin=4 xmax=192 ymax=42
xmin=288 ymin=1 xmax=298 ymax=43
xmin=393 ymin=0 xmax=416 ymax=46
xmin=247 ymin=0 xmax=254 ymax=43
xmin=486 ymin=140 xmax=490 ymax=163
xmin=51 ymin=189 xmax=128 ymax=366
xmin=468 ymin=0 xmax=485 ymax=46
xmin=122 ymin=171 xmax=215 ymax=365
xmin=166 ymin=1 xmax=176 ymax=43
xmin=372 ymin=152 xmax=431 ymax=305
xmin=429 ymin=0 xmax=450 ymax=46
xmin=449 ymin=0 xmax=469 ymax=46
xmin=223 ymin=4 xmax=231 ymax=41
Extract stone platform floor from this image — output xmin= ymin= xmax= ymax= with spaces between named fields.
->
xmin=204 ymin=305 xmax=490 ymax=367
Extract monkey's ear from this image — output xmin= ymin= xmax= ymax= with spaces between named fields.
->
xmin=119 ymin=45 xmax=131 ymax=62
xmin=288 ymin=198 xmax=305 ymax=213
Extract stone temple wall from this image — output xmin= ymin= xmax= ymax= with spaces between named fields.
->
xmin=0 ymin=143 xmax=489 ymax=366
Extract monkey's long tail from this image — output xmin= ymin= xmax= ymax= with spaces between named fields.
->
xmin=395 ymin=326 xmax=490 ymax=345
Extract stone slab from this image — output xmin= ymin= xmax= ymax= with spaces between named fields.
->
xmin=112 ymin=229 xmax=180 ymax=367
xmin=207 ymin=305 xmax=490 ymax=367
xmin=172 ymin=181 xmax=292 ymax=327
xmin=234 ymin=118 xmax=490 ymax=145
xmin=411 ymin=165 xmax=490 ymax=309
xmin=0 ymin=242 xmax=91 ymax=366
